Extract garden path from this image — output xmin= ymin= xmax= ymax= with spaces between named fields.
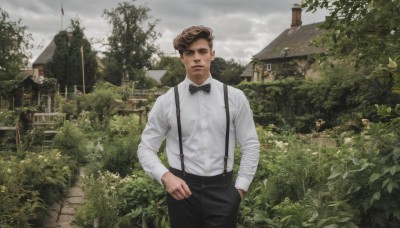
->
xmin=42 ymin=167 xmax=85 ymax=228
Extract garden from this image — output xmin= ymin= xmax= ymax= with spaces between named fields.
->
xmin=1 ymin=59 xmax=400 ymax=228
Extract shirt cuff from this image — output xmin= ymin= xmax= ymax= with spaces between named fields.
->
xmin=153 ymin=165 xmax=169 ymax=186
xmin=235 ymin=176 xmax=252 ymax=192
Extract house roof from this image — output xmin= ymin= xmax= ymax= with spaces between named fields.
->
xmin=145 ymin=70 xmax=167 ymax=84
xmin=32 ymin=39 xmax=56 ymax=66
xmin=253 ymin=22 xmax=326 ymax=61
xmin=19 ymin=76 xmax=39 ymax=90
xmin=240 ymin=63 xmax=253 ymax=78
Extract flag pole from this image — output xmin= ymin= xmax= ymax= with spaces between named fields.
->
xmin=60 ymin=0 xmax=64 ymax=30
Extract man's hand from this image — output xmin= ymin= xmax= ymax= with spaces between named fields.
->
xmin=237 ymin=188 xmax=246 ymax=200
xmin=161 ymin=172 xmax=192 ymax=200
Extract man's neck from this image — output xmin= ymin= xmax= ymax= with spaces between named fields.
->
xmin=187 ymin=74 xmax=210 ymax=85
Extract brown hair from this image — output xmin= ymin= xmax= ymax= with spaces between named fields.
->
xmin=173 ymin=25 xmax=214 ymax=55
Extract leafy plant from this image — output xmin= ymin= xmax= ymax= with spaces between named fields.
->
xmin=54 ymin=121 xmax=88 ymax=163
xmin=0 ymin=149 xmax=75 ymax=227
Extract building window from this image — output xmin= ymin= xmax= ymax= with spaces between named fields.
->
xmin=266 ymin=63 xmax=272 ymax=71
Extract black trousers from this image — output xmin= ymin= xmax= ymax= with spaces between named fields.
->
xmin=167 ymin=168 xmax=241 ymax=228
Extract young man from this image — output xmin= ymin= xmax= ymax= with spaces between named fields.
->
xmin=137 ymin=25 xmax=260 ymax=228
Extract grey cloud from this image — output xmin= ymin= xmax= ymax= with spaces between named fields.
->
xmin=0 ymin=0 xmax=328 ymax=64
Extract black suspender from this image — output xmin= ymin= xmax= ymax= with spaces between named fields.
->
xmin=173 ymin=84 xmax=230 ymax=176
xmin=174 ymin=86 xmax=185 ymax=175
xmin=223 ymin=84 xmax=229 ymax=176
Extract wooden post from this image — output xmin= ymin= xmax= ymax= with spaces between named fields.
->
xmin=81 ymin=45 xmax=86 ymax=94
xmin=139 ymin=110 xmax=142 ymax=126
xmin=93 ymin=218 xmax=100 ymax=228
xmin=38 ymin=91 xmax=41 ymax=106
xmin=47 ymin=95 xmax=51 ymax=113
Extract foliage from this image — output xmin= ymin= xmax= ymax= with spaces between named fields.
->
xmin=74 ymin=171 xmax=121 ymax=228
xmin=74 ymin=170 xmax=168 ymax=228
xmin=100 ymin=115 xmax=142 ymax=176
xmin=237 ymin=64 xmax=400 ymax=132
xmin=0 ymin=149 xmax=75 ymax=227
xmin=102 ymin=56 xmax=121 ymax=85
xmin=45 ymin=19 xmax=97 ymax=93
xmin=211 ymin=57 xmax=244 ymax=85
xmin=0 ymin=8 xmax=32 ymax=81
xmin=326 ymin=120 xmax=400 ymax=227
xmin=102 ymin=0 xmax=160 ymax=85
xmin=0 ymin=80 xmax=19 ymax=97
xmin=54 ymin=121 xmax=88 ymax=163
xmin=119 ymin=171 xmax=168 ymax=228
xmin=302 ymin=0 xmax=400 ymax=67
xmin=156 ymin=56 xmax=185 ymax=87
xmin=0 ymin=110 xmax=17 ymax=126
xmin=58 ymin=96 xmax=78 ymax=120
xmin=135 ymin=68 xmax=159 ymax=89
xmin=39 ymin=78 xmax=58 ymax=94
xmin=20 ymin=128 xmax=46 ymax=152
xmin=79 ymin=86 xmax=120 ymax=124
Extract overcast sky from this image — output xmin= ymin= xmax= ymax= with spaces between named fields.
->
xmin=1 ymin=0 xmax=328 ymax=66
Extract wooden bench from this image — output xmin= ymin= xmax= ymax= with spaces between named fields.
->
xmin=33 ymin=113 xmax=66 ymax=147
xmin=117 ymin=107 xmax=146 ymax=126
xmin=33 ymin=112 xmax=66 ymax=130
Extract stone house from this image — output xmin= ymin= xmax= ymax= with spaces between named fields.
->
xmin=242 ymin=4 xmax=326 ymax=82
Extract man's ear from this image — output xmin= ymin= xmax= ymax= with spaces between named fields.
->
xmin=211 ymin=50 xmax=215 ymax=61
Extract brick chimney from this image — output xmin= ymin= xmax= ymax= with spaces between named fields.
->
xmin=291 ymin=3 xmax=302 ymax=29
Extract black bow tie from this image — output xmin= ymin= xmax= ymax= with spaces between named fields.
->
xmin=189 ymin=83 xmax=211 ymax=94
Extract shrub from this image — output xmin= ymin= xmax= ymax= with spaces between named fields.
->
xmin=0 ymin=149 xmax=76 ymax=227
xmin=74 ymin=170 xmax=168 ymax=228
xmin=54 ymin=121 xmax=87 ymax=163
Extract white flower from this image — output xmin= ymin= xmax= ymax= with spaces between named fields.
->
xmin=0 ymin=186 xmax=7 ymax=193
xmin=344 ymin=137 xmax=353 ymax=144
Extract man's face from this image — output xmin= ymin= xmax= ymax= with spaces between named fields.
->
xmin=180 ymin=38 xmax=215 ymax=84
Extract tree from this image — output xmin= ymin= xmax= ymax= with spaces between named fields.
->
xmin=103 ymin=0 xmax=160 ymax=86
xmin=211 ymin=57 xmax=244 ymax=85
xmin=0 ymin=8 xmax=32 ymax=81
xmin=302 ymin=0 xmax=400 ymax=66
xmin=155 ymin=56 xmax=185 ymax=87
xmin=45 ymin=19 xmax=97 ymax=93
xmin=220 ymin=59 xmax=244 ymax=85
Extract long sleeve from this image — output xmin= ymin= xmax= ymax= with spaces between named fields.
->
xmin=137 ymin=96 xmax=170 ymax=185
xmin=234 ymin=91 xmax=260 ymax=191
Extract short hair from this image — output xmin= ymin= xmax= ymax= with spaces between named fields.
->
xmin=173 ymin=25 xmax=214 ymax=55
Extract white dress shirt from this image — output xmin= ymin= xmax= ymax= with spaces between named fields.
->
xmin=137 ymin=76 xmax=260 ymax=191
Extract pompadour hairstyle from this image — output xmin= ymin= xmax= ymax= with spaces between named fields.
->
xmin=173 ymin=25 xmax=214 ymax=54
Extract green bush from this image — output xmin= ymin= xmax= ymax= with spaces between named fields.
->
xmin=81 ymin=88 xmax=119 ymax=124
xmin=0 ymin=149 xmax=76 ymax=227
xmin=237 ymin=65 xmax=400 ymax=133
xmin=326 ymin=120 xmax=400 ymax=227
xmin=0 ymin=111 xmax=17 ymax=126
xmin=74 ymin=171 xmax=168 ymax=228
xmin=73 ymin=171 xmax=121 ymax=228
xmin=54 ymin=121 xmax=87 ymax=163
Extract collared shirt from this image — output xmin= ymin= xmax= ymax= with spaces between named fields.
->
xmin=137 ymin=76 xmax=260 ymax=191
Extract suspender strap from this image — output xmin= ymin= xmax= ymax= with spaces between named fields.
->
xmin=174 ymin=86 xmax=185 ymax=175
xmin=223 ymin=84 xmax=230 ymax=176
xmin=174 ymin=84 xmax=230 ymax=176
